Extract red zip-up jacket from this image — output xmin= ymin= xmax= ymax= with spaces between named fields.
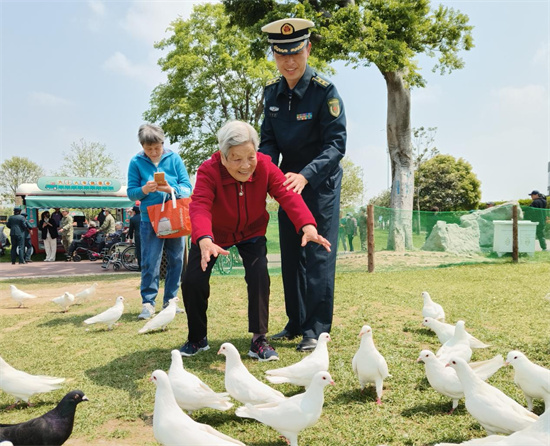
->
xmin=190 ymin=151 xmax=316 ymax=246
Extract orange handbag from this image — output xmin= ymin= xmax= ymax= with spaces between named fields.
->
xmin=147 ymin=189 xmax=191 ymax=238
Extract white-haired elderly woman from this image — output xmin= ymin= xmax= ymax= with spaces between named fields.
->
xmin=128 ymin=123 xmax=192 ymax=320
xmin=66 ymin=220 xmax=98 ymax=260
xmin=179 ymin=120 xmax=330 ymax=361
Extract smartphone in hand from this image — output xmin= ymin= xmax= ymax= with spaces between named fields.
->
xmin=154 ymin=172 xmax=166 ymax=185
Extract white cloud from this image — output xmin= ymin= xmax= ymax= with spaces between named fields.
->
xmin=492 ymin=84 xmax=547 ymax=116
xmin=88 ymin=0 xmax=105 ymax=16
xmin=532 ymin=42 xmax=549 ymax=67
xmin=87 ymin=0 xmax=106 ymax=32
xmin=120 ymin=0 xmax=203 ymax=45
xmin=28 ymin=91 xmax=71 ymax=107
xmin=102 ymin=51 xmax=165 ymax=88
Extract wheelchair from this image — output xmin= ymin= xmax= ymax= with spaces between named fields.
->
xmin=101 ymin=242 xmax=139 ymax=271
xmin=0 ymin=225 xmax=10 ymax=256
xmin=72 ymin=233 xmax=106 ymax=262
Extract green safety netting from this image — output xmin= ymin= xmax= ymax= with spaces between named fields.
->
xmin=214 ymin=205 xmax=548 ymax=275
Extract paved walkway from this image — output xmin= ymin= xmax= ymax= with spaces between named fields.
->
xmin=0 ymin=259 xmax=139 ymax=280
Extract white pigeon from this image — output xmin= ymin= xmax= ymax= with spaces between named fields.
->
xmin=437 ymin=321 xmax=473 ymax=364
xmin=218 ymin=342 xmax=285 ymax=405
xmin=421 ymin=291 xmax=445 ymax=321
xmin=138 ymin=297 xmax=178 ymax=334
xmin=265 ymin=333 xmax=331 ymax=388
xmin=352 ymin=325 xmax=390 ymax=405
xmin=168 ymin=349 xmax=233 ymax=414
xmin=435 ymin=408 xmax=550 ymax=445
xmin=422 ymin=317 xmax=490 ymax=349
xmin=446 ymin=357 xmax=538 ymax=435
xmin=0 ymin=355 xmax=65 ymax=409
xmin=74 ymin=282 xmax=97 ymax=304
xmin=235 ymin=371 xmax=334 ymax=446
xmin=9 ymin=285 xmax=37 ymax=308
xmin=417 ymin=350 xmax=504 ymax=414
xmin=83 ymin=296 xmax=124 ymax=330
xmin=51 ymin=292 xmax=75 ymax=312
xmin=151 ymin=369 xmax=246 ymax=446
xmin=505 ymin=350 xmax=550 ymax=411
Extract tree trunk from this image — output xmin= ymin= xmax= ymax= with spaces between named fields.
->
xmin=384 ymin=70 xmax=414 ymax=251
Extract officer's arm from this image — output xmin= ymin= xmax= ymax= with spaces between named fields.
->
xmin=300 ymin=85 xmax=347 ymax=190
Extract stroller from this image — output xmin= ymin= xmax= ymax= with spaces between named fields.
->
xmin=0 ymin=225 xmax=10 ymax=256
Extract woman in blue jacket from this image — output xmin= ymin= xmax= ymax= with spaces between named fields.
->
xmin=127 ymin=123 xmax=192 ymax=320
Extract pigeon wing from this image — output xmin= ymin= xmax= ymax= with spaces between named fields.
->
xmin=138 ymin=305 xmax=175 ymax=333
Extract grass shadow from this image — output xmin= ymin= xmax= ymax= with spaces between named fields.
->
xmin=38 ymin=313 xmax=91 ymax=327
xmin=334 ymin=386 xmax=378 ymax=404
xmin=85 ymin=347 xmax=172 ymax=398
xmin=1 ymin=399 xmax=55 ymax=412
xmin=247 ymin=442 xmax=285 ymax=446
xmin=193 ymin=410 xmax=243 ymax=428
xmin=401 ymin=401 xmax=460 ymax=417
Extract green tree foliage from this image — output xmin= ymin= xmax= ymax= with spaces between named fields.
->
xmin=224 ymin=0 xmax=473 ymax=251
xmin=340 ymin=157 xmax=364 ymax=208
xmin=145 ymin=3 xmax=332 ymax=173
xmin=413 ymin=126 xmax=439 ymax=169
xmin=0 ymin=156 xmax=45 ymax=202
xmin=144 ymin=3 xmax=275 ymax=174
xmin=369 ymin=188 xmax=391 ymax=208
xmin=265 ymin=157 xmax=364 ymax=212
xmin=414 ymin=154 xmax=481 ymax=211
xmin=57 ymin=139 xmax=121 ymax=179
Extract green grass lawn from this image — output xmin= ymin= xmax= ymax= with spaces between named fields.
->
xmin=0 ymin=262 xmax=549 ymax=445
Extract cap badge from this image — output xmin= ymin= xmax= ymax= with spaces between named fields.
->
xmin=281 ymin=23 xmax=294 ymax=35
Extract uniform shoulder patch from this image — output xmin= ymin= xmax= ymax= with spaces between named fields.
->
xmin=313 ymin=76 xmax=331 ymax=88
xmin=266 ymin=77 xmax=281 ymax=87
xmin=327 ymin=98 xmax=341 ymax=117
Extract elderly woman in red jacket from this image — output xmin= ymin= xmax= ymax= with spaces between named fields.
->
xmin=180 ymin=120 xmax=330 ymax=361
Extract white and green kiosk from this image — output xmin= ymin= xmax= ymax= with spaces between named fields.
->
xmin=16 ymin=176 xmax=135 ymax=254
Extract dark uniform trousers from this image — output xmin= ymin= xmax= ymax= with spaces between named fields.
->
xmin=11 ymin=234 xmax=25 ymax=264
xmin=279 ymin=168 xmax=342 ymax=340
xmin=181 ymin=237 xmax=270 ymax=343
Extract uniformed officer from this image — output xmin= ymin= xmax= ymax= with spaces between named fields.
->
xmin=7 ymin=206 xmax=28 ymax=265
xmin=260 ymin=18 xmax=347 ymax=351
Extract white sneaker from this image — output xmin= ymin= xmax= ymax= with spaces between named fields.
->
xmin=138 ymin=303 xmax=155 ymax=320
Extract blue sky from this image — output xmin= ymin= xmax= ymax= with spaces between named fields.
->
xmin=1 ymin=0 xmax=548 ymax=202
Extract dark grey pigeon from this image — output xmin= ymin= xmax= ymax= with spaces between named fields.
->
xmin=0 ymin=390 xmax=88 ymax=446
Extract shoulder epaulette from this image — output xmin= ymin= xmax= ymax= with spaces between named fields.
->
xmin=312 ymin=76 xmax=331 ymax=88
xmin=266 ymin=77 xmax=281 ymax=87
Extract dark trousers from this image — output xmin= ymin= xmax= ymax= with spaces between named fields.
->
xmin=536 ymin=222 xmax=547 ymax=250
xmin=11 ymin=234 xmax=25 ymax=264
xmin=181 ymin=237 xmax=270 ymax=343
xmin=24 ymin=236 xmax=32 ymax=261
xmin=134 ymin=237 xmax=141 ymax=268
xmin=68 ymin=239 xmax=87 ymax=256
xmin=347 ymin=234 xmax=354 ymax=251
xmin=278 ymin=169 xmax=341 ymax=340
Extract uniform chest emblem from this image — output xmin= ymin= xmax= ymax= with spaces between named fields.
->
xmin=328 ymin=98 xmax=341 ymax=117
xmin=296 ymin=113 xmax=312 ymax=121
xmin=269 ymin=106 xmax=279 ymax=112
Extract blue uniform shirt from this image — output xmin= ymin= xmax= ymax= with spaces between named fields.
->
xmin=259 ymin=64 xmax=346 ymax=191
